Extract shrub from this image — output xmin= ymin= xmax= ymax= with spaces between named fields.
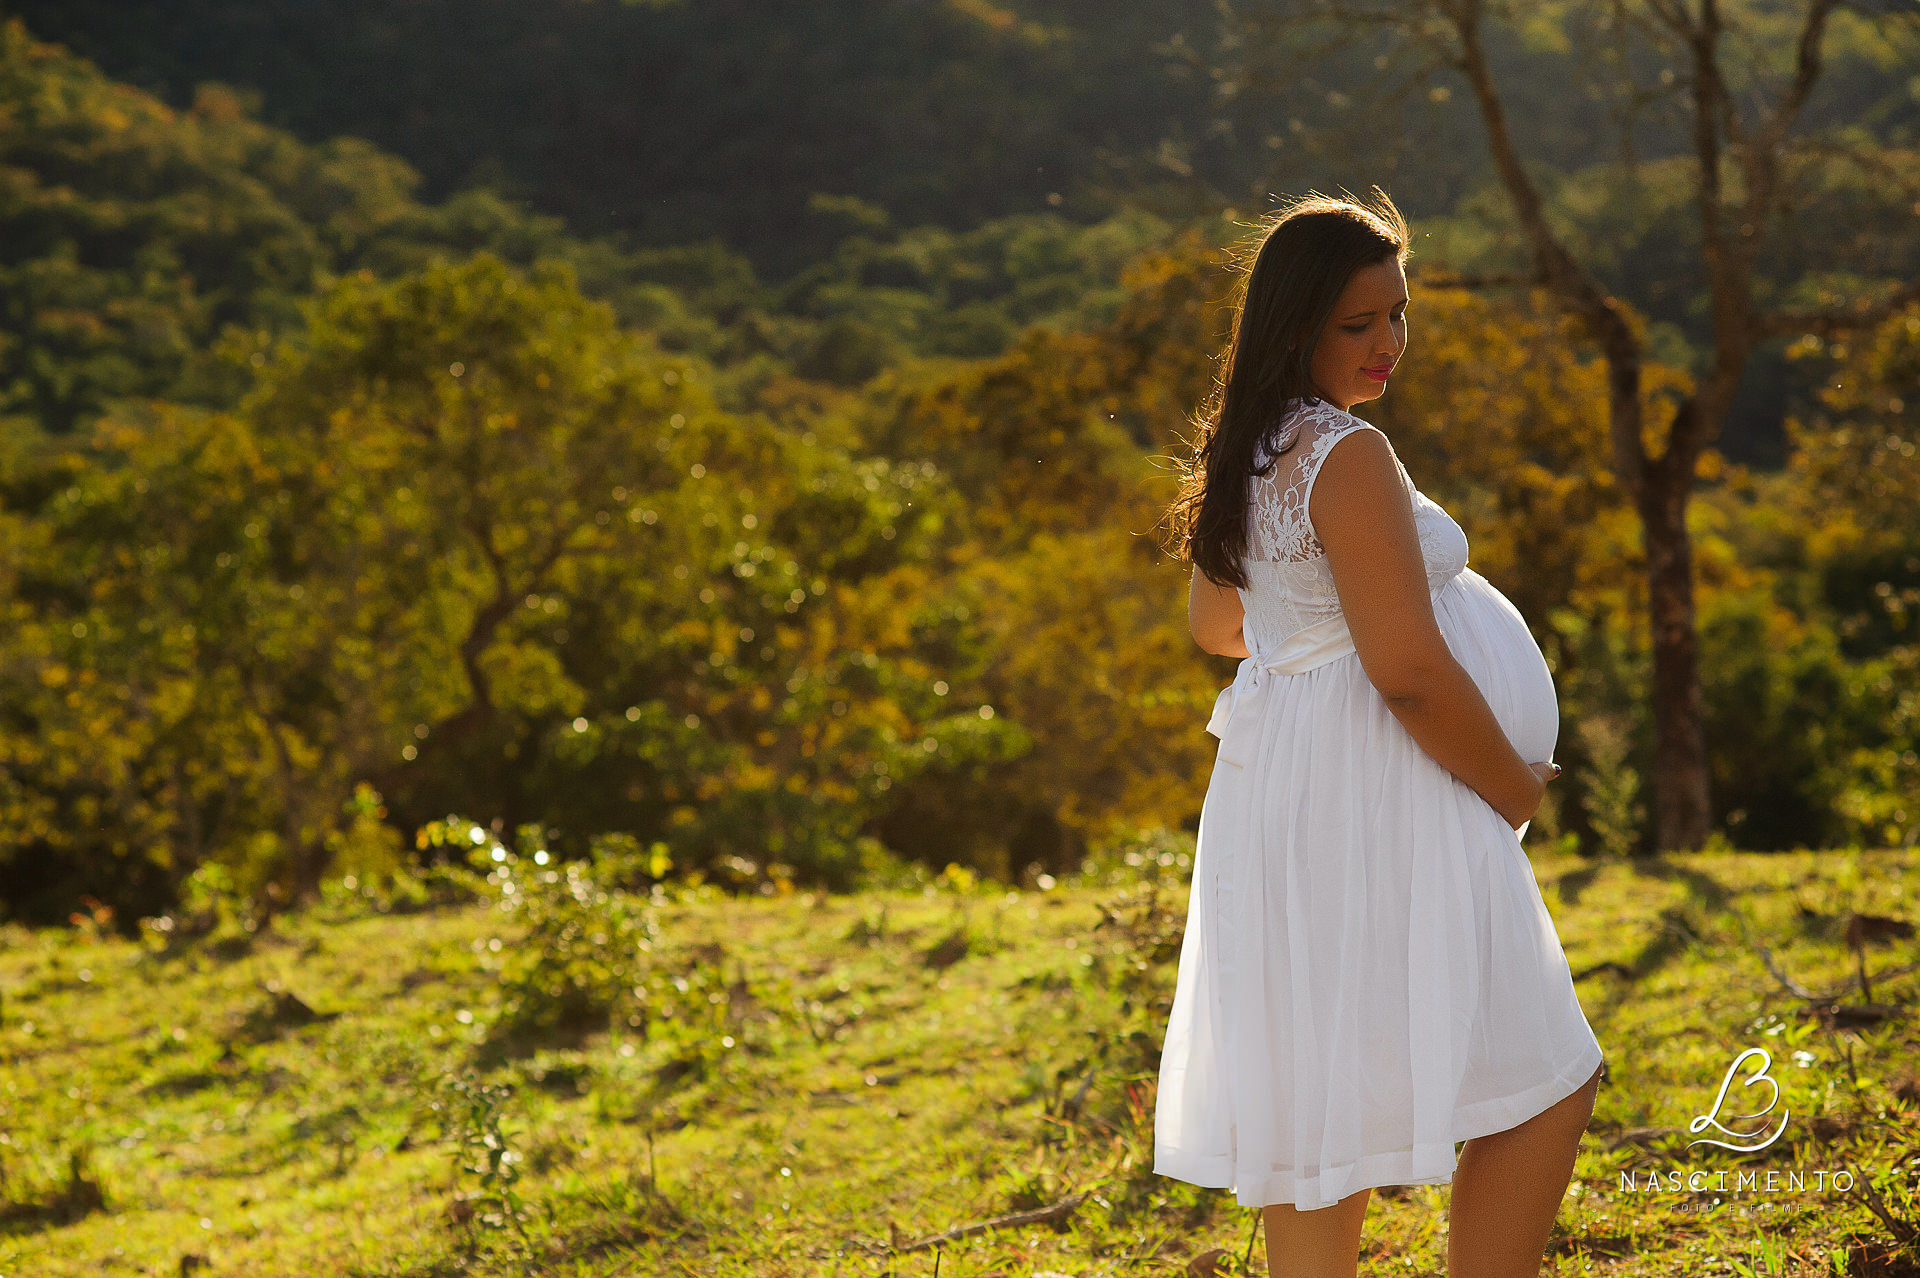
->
xmin=1576 ymin=712 xmax=1646 ymax=859
xmin=477 ymin=827 xmax=659 ymax=1060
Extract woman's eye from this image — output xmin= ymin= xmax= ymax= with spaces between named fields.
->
xmin=1342 ymin=324 xmax=1367 ymax=335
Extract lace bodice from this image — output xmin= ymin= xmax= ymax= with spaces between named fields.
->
xmin=1239 ymin=398 xmax=1469 ymax=658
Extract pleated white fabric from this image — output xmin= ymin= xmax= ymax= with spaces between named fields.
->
xmin=1153 ymin=398 xmax=1605 ymax=1212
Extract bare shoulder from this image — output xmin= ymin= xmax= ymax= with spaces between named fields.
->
xmin=1303 ymin=422 xmax=1403 ymax=533
xmin=1303 ymin=421 xmax=1442 ymax=699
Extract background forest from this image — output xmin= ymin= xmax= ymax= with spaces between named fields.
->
xmin=0 ymin=0 xmax=1914 ymax=928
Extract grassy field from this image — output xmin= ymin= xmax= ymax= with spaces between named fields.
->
xmin=1 ymin=837 xmax=1917 ymax=1276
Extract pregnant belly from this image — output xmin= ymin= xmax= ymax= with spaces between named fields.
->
xmin=1433 ymin=568 xmax=1560 ymax=766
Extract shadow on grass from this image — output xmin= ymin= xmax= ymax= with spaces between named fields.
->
xmin=0 ymin=1149 xmax=106 ymax=1237
xmin=1626 ymin=855 xmax=1735 ymax=913
xmin=1550 ymin=858 xmax=1608 ymax=907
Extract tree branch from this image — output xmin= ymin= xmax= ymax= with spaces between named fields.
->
xmin=1732 ymin=0 xmax=1840 ymax=265
xmin=1446 ymin=4 xmax=1591 ymax=308
xmin=848 ymin=1190 xmax=1095 ymax=1256
xmin=1596 ymin=2 xmax=1700 ymax=169
xmin=1407 ymin=267 xmax=1538 ymax=290
xmin=1688 ymin=0 xmax=1726 ymax=258
xmin=1640 ymin=0 xmax=1698 ymax=40
xmin=1675 ymin=0 xmax=1760 ymax=473
xmin=1434 ymin=0 xmax=1655 ymax=502
xmin=1751 ymin=276 xmax=1920 ymax=342
xmin=1790 ymin=130 xmax=1920 ymax=207
xmin=1755 ymin=0 xmax=1839 ymax=161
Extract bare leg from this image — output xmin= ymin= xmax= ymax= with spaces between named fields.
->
xmin=1445 ymin=1063 xmax=1603 ymax=1278
xmin=1262 ymin=1186 xmax=1371 ymax=1278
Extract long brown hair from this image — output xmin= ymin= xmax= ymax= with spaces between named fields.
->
xmin=1162 ymin=187 xmax=1410 ymax=590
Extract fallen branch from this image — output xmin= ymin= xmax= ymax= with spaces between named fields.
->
xmin=1603 ymin=1125 xmax=1683 ymax=1151
xmin=1844 ymin=914 xmax=1916 ymax=1003
xmin=1845 ymin=1170 xmax=1920 ymax=1248
xmin=847 ymin=1190 xmax=1094 ymax=1255
xmin=1731 ymin=907 xmax=1919 ymax=1009
xmin=1747 ymin=931 xmax=1821 ymax=1000
xmin=1799 ymin=1002 xmax=1910 ymax=1030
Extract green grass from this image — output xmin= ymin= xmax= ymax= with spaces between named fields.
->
xmin=1 ymin=843 xmax=1917 ymax=1276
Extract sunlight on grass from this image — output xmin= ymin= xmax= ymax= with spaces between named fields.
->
xmin=0 ymin=842 xmax=1916 ymax=1275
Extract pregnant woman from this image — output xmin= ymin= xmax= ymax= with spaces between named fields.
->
xmin=1153 ymin=188 xmax=1606 ymax=1278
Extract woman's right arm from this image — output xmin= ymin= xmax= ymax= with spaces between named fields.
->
xmin=1308 ymin=428 xmax=1546 ymax=830
xmin=1190 ymin=563 xmax=1251 ymax=659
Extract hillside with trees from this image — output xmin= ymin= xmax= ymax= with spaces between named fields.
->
xmin=0 ymin=10 xmax=1917 ymax=927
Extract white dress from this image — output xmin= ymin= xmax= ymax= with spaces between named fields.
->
xmin=1153 ymin=396 xmax=1605 ymax=1212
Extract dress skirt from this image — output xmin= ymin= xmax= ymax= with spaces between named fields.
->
xmin=1152 ymin=566 xmax=1606 ymax=1211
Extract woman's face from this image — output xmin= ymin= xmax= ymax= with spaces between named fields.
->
xmin=1306 ymin=257 xmax=1408 ymax=412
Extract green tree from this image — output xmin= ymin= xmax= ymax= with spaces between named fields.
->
xmin=0 ymin=250 xmax=1034 ymax=917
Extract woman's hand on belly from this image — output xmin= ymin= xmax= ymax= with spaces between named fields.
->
xmin=1377 ymin=655 xmax=1551 ymax=832
xmin=1509 ymin=760 xmax=1563 ymax=831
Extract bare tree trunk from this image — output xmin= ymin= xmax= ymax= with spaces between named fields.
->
xmin=1442 ymin=0 xmax=1721 ymax=849
xmin=1639 ymin=431 xmax=1712 ymax=850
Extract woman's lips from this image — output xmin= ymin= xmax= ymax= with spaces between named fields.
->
xmin=1362 ymin=365 xmax=1391 ymax=382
